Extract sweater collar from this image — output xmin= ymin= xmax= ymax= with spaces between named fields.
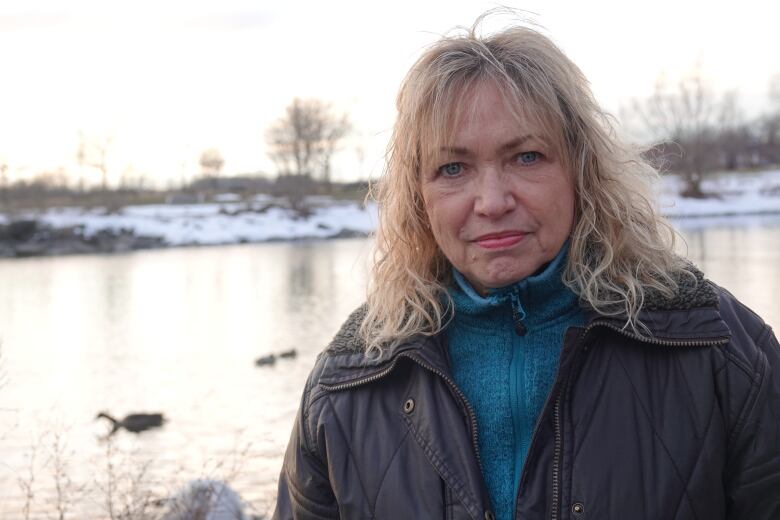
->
xmin=449 ymin=242 xmax=580 ymax=331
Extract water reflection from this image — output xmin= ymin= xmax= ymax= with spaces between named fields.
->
xmin=675 ymin=215 xmax=780 ymax=328
xmin=0 ymin=224 xmax=777 ymax=518
xmin=288 ymin=244 xmax=315 ymax=299
xmin=0 ymin=239 xmax=371 ymax=519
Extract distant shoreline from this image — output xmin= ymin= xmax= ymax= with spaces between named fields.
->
xmin=0 ymin=200 xmax=377 ymax=258
xmin=1 ymin=169 xmax=779 ymax=258
xmin=0 ymin=220 xmax=373 ymax=258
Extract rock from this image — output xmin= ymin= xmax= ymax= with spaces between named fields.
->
xmin=329 ymin=228 xmax=368 ymax=239
xmin=159 ymin=478 xmax=248 ymax=520
xmin=0 ymin=244 xmax=16 ymax=257
xmin=14 ymin=243 xmax=48 ymax=257
xmin=8 ymin=220 xmax=38 ymax=241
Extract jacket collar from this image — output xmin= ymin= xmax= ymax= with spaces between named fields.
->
xmin=318 ymin=305 xmax=448 ymax=387
xmin=318 ymin=265 xmax=731 ymax=385
xmin=586 ymin=265 xmax=731 ymax=343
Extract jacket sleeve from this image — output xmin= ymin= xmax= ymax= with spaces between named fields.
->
xmin=273 ymin=374 xmax=340 ymax=520
xmin=725 ymin=325 xmax=780 ymax=519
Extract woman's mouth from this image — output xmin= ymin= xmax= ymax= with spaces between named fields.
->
xmin=473 ymin=232 xmax=526 ymax=250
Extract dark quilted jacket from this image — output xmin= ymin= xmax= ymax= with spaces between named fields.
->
xmin=273 ymin=275 xmax=780 ymax=519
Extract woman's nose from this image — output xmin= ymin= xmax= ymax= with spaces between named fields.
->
xmin=474 ymin=169 xmax=516 ymax=217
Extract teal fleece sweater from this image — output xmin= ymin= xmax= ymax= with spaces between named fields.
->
xmin=446 ymin=246 xmax=585 ymax=520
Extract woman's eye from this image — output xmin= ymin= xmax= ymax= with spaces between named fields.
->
xmin=517 ymin=151 xmax=541 ymax=165
xmin=438 ymin=162 xmax=463 ymax=176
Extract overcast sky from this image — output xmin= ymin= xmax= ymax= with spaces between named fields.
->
xmin=1 ymin=0 xmax=778 ymax=187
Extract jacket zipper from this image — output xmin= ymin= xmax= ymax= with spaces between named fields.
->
xmin=320 ymin=352 xmax=484 ymax=471
xmin=545 ymin=322 xmax=730 ymax=520
xmin=583 ymin=320 xmax=731 ymax=349
xmin=550 ymin=390 xmax=563 ymax=520
xmin=319 ymin=357 xmax=403 ymax=392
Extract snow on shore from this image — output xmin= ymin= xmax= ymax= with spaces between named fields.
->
xmin=660 ymin=169 xmax=780 ymax=218
xmin=3 ymin=169 xmax=780 ymax=249
xmin=33 ymin=200 xmax=378 ymax=246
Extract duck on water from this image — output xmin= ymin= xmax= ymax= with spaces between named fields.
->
xmin=96 ymin=411 xmax=165 ymax=435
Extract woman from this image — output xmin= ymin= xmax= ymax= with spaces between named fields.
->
xmin=273 ymin=21 xmax=780 ymax=520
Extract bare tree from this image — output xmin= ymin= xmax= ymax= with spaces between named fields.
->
xmin=76 ymin=132 xmax=87 ymax=192
xmin=0 ymin=344 xmax=6 ymax=392
xmin=266 ymin=98 xmax=351 ymax=186
xmin=631 ymin=69 xmax=721 ymax=197
xmin=77 ymin=132 xmax=113 ymax=191
xmin=0 ymin=160 xmax=8 ymax=210
xmin=320 ymin=112 xmax=351 ymax=188
xmin=761 ymin=73 xmax=780 ymax=163
xmin=18 ymin=440 xmax=38 ymax=520
xmin=715 ymin=90 xmax=751 ymax=170
xmin=199 ymin=148 xmax=224 ymax=177
xmin=770 ymin=72 xmax=780 ymax=105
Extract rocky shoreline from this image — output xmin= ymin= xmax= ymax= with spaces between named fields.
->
xmin=0 ymin=219 xmax=167 ymax=257
xmin=0 ymin=218 xmax=369 ymax=258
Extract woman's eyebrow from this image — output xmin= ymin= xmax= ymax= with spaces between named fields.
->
xmin=497 ymin=135 xmax=535 ymax=153
xmin=438 ymin=135 xmax=535 ymax=156
xmin=438 ymin=145 xmax=470 ymax=155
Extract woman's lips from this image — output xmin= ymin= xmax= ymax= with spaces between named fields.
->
xmin=473 ymin=232 xmax=526 ymax=250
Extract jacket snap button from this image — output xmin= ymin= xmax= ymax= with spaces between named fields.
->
xmin=403 ymin=398 xmax=415 ymax=414
xmin=572 ymin=502 xmax=585 ymax=515
xmin=484 ymin=511 xmax=495 ymax=520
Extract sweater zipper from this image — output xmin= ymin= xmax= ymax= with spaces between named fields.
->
xmin=545 ymin=322 xmax=730 ymax=520
xmin=319 ymin=352 xmax=484 ymax=472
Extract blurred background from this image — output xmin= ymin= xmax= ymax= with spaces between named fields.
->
xmin=1 ymin=0 xmax=779 ymax=518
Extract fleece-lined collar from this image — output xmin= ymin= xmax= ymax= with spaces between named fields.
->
xmin=324 ymin=258 xmax=726 ymax=358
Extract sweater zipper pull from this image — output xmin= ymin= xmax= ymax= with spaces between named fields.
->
xmin=511 ymin=292 xmax=528 ymax=336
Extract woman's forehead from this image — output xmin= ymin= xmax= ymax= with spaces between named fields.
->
xmin=434 ymin=80 xmax=556 ymax=135
xmin=425 ymin=101 xmax=557 ymax=154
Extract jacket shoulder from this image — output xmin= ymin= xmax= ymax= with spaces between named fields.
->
xmin=305 ymin=305 xmax=372 ymax=400
xmin=706 ymin=282 xmax=780 ymax=445
xmin=306 ymin=304 xmax=428 ymax=400
xmin=711 ymin=287 xmax=780 ymax=515
xmin=299 ymin=305 xmax=396 ymax=456
xmin=714 ymin=283 xmax=775 ymax=374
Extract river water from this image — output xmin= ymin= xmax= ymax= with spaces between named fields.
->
xmin=0 ymin=217 xmax=779 ymax=519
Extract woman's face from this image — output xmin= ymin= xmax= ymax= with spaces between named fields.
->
xmin=420 ymin=81 xmax=576 ymax=294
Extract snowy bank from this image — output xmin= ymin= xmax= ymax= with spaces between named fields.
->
xmin=0 ymin=199 xmax=377 ymax=257
xmin=660 ymin=169 xmax=780 ymax=218
xmin=36 ymin=200 xmax=378 ymax=246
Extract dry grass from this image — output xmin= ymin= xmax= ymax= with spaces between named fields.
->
xmin=8 ymin=427 xmax=266 ymax=520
